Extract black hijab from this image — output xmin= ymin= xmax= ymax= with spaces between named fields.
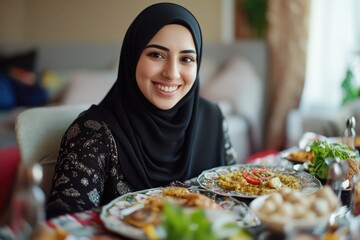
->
xmin=89 ymin=2 xmax=225 ymax=190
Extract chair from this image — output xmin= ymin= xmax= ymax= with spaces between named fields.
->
xmin=14 ymin=104 xmax=90 ymax=197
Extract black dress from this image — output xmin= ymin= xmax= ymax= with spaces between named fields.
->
xmin=45 ymin=109 xmax=237 ymax=219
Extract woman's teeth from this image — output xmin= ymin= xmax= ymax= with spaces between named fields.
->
xmin=155 ymin=84 xmax=178 ymax=92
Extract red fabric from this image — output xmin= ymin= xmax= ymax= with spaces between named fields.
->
xmin=244 ymin=149 xmax=279 ymax=163
xmin=0 ymin=146 xmax=20 ymax=215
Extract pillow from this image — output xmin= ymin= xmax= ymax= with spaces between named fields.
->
xmin=0 ymin=73 xmax=16 ymax=110
xmin=40 ymin=69 xmax=66 ymax=102
xmin=12 ymin=76 xmax=49 ymax=107
xmin=200 ymin=57 xmax=264 ymax=151
xmin=200 ymin=57 xmax=263 ymax=116
xmin=0 ymin=49 xmax=49 ymax=107
xmin=198 ymin=57 xmax=219 ymax=89
xmin=61 ymin=69 xmax=117 ymax=105
xmin=0 ymin=49 xmax=37 ymax=72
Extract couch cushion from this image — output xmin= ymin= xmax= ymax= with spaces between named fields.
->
xmin=0 ymin=74 xmax=16 ymax=110
xmin=200 ymin=57 xmax=264 ymax=152
xmin=60 ymin=70 xmax=117 ymax=105
xmin=0 ymin=49 xmax=49 ymax=109
xmin=198 ymin=57 xmax=219 ymax=88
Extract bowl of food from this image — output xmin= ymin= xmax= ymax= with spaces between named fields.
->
xmin=250 ymin=186 xmax=341 ymax=232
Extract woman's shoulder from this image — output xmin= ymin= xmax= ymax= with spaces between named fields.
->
xmin=66 ymin=106 xmax=111 ymax=134
xmin=72 ymin=105 xmax=110 ymax=124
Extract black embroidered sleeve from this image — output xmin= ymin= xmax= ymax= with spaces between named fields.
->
xmin=45 ymin=117 xmax=133 ymax=219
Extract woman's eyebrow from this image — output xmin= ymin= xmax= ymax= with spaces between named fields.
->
xmin=145 ymin=44 xmax=196 ymax=54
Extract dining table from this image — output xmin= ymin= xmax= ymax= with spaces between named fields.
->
xmin=0 ymin=150 xmax=357 ymax=240
xmin=42 ymin=197 xmax=354 ymax=239
xmin=40 ymin=153 xmax=356 ymax=240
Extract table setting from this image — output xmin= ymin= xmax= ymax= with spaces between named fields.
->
xmin=41 ymin=142 xmax=360 ymax=240
xmin=1 ymin=130 xmax=360 ymax=240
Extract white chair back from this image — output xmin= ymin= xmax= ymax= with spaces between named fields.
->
xmin=15 ymin=104 xmax=90 ymax=197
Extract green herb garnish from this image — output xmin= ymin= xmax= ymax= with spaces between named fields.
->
xmin=308 ymin=141 xmax=357 ymax=179
xmin=157 ymin=202 xmax=253 ymax=240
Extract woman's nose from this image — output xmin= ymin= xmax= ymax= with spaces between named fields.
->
xmin=162 ymin=60 xmax=180 ymax=80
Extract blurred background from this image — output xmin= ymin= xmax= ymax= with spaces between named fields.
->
xmin=0 ymin=0 xmax=360 ymax=153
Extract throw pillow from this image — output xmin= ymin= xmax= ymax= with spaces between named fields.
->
xmin=0 ymin=49 xmax=49 ymax=107
xmin=0 ymin=73 xmax=16 ymax=110
xmin=200 ymin=57 xmax=264 ymax=151
xmin=0 ymin=49 xmax=37 ymax=71
xmin=198 ymin=57 xmax=219 ymax=89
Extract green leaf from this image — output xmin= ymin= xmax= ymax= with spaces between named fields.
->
xmin=241 ymin=0 xmax=267 ymax=38
xmin=341 ymin=67 xmax=360 ymax=105
xmin=160 ymin=201 xmax=253 ymax=240
xmin=308 ymin=141 xmax=357 ymax=179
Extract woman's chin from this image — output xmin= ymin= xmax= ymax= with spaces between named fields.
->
xmin=153 ymin=101 xmax=178 ymax=110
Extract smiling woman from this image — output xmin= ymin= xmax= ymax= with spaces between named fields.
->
xmin=136 ymin=24 xmax=197 ymax=110
xmin=45 ymin=2 xmax=238 ymax=219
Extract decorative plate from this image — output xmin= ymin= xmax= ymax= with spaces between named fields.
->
xmin=197 ymin=164 xmax=322 ymax=198
xmin=100 ymin=187 xmax=260 ymax=239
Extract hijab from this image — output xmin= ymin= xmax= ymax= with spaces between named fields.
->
xmin=89 ymin=2 xmax=225 ymax=190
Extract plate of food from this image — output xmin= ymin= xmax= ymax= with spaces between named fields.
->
xmin=197 ymin=164 xmax=322 ymax=198
xmin=282 ymin=149 xmax=314 ymax=164
xmin=250 ymin=186 xmax=341 ymax=232
xmin=100 ymin=186 xmax=260 ymax=240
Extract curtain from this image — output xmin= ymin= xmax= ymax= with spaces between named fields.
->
xmin=264 ymin=0 xmax=311 ymax=150
xmin=300 ymin=0 xmax=359 ymax=111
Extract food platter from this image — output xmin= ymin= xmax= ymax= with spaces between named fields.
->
xmin=249 ymin=187 xmax=341 ymax=232
xmin=281 ymin=150 xmax=314 ymax=164
xmin=197 ymin=164 xmax=322 ymax=198
xmin=100 ymin=187 xmax=260 ymax=239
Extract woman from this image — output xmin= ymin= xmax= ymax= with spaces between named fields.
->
xmin=46 ymin=2 xmax=237 ymax=218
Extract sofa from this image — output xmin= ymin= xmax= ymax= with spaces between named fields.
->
xmin=0 ymin=40 xmax=267 ymax=163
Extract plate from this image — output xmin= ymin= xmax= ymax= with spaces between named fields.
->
xmin=100 ymin=187 xmax=260 ymax=239
xmin=249 ymin=194 xmax=338 ymax=232
xmin=197 ymin=164 xmax=322 ymax=198
xmin=281 ymin=149 xmax=314 ymax=164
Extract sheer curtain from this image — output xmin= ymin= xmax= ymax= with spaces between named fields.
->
xmin=300 ymin=0 xmax=359 ymax=111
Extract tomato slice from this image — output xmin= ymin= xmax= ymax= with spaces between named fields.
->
xmin=242 ymin=171 xmax=261 ymax=185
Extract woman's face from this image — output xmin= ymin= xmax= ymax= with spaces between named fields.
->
xmin=136 ymin=24 xmax=197 ymax=110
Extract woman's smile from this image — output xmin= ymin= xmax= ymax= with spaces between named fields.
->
xmin=154 ymin=82 xmax=180 ymax=94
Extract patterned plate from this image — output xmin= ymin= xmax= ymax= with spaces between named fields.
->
xmin=197 ymin=164 xmax=322 ymax=198
xmin=100 ymin=187 xmax=260 ymax=239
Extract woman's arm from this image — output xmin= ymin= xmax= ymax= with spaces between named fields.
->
xmin=45 ymin=118 xmax=116 ymax=218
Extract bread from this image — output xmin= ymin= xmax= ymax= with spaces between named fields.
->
xmin=344 ymin=158 xmax=360 ymax=188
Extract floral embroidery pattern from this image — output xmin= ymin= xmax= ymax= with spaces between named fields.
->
xmin=87 ymin=188 xmax=100 ymax=205
xmin=84 ymin=120 xmax=102 ymax=130
xmin=66 ymin=123 xmax=80 ymax=141
xmin=63 ymin=188 xmax=80 ymax=197
xmin=81 ymin=178 xmax=89 ymax=186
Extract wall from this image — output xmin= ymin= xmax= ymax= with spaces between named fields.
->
xmin=0 ymin=0 xmax=224 ymax=44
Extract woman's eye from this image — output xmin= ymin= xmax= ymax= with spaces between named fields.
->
xmin=147 ymin=52 xmax=164 ymax=59
xmin=181 ymin=56 xmax=195 ymax=63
